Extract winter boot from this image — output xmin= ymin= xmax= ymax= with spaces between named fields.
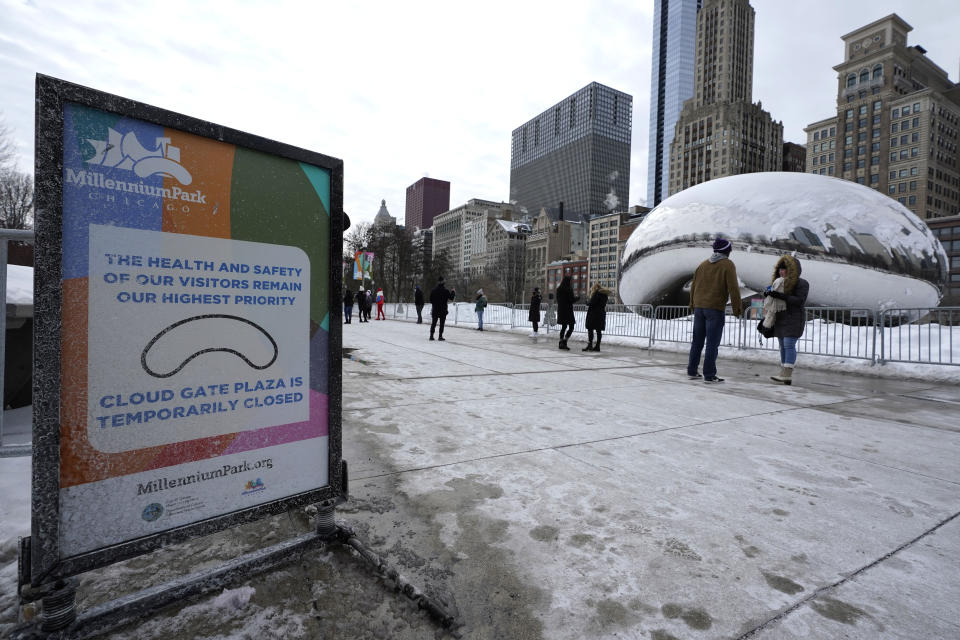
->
xmin=582 ymin=342 xmax=593 ymax=352
xmin=593 ymin=336 xmax=602 ymax=352
xmin=559 ymin=339 xmax=570 ymax=351
xmin=771 ymin=365 xmax=794 ymax=385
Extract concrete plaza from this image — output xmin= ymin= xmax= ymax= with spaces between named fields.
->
xmin=336 ymin=318 xmax=960 ymax=639
xmin=5 ymin=317 xmax=959 ymax=640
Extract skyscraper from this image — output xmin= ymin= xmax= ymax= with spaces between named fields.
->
xmin=509 ymin=82 xmax=632 ymax=221
xmin=647 ymin=0 xmax=702 ymax=207
xmin=803 ymin=14 xmax=960 ymax=221
xmin=405 ymin=177 xmax=450 ymax=230
xmin=667 ymin=0 xmax=783 ymax=196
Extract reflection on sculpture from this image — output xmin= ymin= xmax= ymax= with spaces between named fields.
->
xmin=619 ymin=173 xmax=948 ymax=311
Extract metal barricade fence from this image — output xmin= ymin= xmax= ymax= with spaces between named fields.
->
xmin=801 ymin=307 xmax=877 ymax=361
xmin=355 ymin=301 xmax=959 ymax=368
xmin=878 ymin=307 xmax=960 ymax=366
xmin=1 ymin=229 xmax=35 ymax=458
xmin=651 ymin=306 xmax=742 ymax=348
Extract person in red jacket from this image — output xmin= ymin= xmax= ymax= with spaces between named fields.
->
xmin=375 ymin=288 xmax=385 ymax=320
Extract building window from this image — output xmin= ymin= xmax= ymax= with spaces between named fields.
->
xmin=891 ymin=123 xmax=898 ymax=133
xmin=830 ymin=127 xmax=836 ymax=136
xmin=873 ymin=98 xmax=882 ymax=110
xmin=859 ymin=69 xmax=869 ymax=83
xmin=846 ymin=74 xmax=856 ymax=88
xmin=913 ymin=102 xmax=920 ymax=112
xmin=902 ymin=105 xmax=911 ymax=116
xmin=891 ymin=138 xmax=898 ymax=148
xmin=857 ymin=176 xmax=866 ymax=184
xmin=910 ymin=181 xmax=917 ymax=190
xmin=908 ymin=195 xmax=917 ymax=205
xmin=871 ymin=174 xmax=879 ymax=184
xmin=889 ymin=185 xmax=896 ymax=194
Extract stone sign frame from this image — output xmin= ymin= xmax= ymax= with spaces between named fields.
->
xmin=28 ymin=74 xmax=344 ymax=587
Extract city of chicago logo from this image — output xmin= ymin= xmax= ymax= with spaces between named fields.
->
xmin=242 ymin=478 xmax=265 ymax=495
xmin=86 ymin=128 xmax=193 ymax=185
xmin=141 ymin=502 xmax=164 ymax=522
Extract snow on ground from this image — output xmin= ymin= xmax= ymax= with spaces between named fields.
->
xmin=5 ymin=265 xmax=32 ymax=305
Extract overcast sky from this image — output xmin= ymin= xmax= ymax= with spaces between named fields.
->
xmin=1 ymin=0 xmax=957 ymax=225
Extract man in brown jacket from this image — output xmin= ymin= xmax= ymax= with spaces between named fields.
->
xmin=687 ymin=237 xmax=743 ymax=383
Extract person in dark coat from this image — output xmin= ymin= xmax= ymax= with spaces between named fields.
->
xmin=364 ymin=290 xmax=374 ymax=322
xmin=764 ymin=255 xmax=809 ymax=385
xmin=343 ymin=288 xmax=354 ymax=324
xmin=429 ymin=277 xmax=456 ymax=341
xmin=528 ymin=287 xmax=542 ymax=337
xmin=355 ymin=289 xmax=367 ymax=323
xmin=555 ymin=275 xmax=579 ymax=350
xmin=414 ymin=285 xmax=425 ymax=324
xmin=583 ymin=283 xmax=610 ymax=352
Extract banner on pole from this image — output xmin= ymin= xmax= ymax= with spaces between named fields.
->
xmin=353 ymin=251 xmax=373 ymax=280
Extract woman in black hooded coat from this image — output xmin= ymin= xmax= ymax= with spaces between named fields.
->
xmin=555 ymin=275 xmax=578 ymax=350
xmin=764 ymin=254 xmax=809 ymax=385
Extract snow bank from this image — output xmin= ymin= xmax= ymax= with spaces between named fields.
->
xmin=6 ymin=265 xmax=32 ymax=305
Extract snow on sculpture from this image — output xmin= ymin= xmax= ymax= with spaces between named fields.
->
xmin=619 ymin=173 xmax=948 ymax=311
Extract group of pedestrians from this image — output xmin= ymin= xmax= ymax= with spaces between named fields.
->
xmin=549 ymin=276 xmax=610 ymax=352
xmin=345 ymin=240 xmax=807 ymax=386
xmin=687 ymin=237 xmax=809 ymax=385
xmin=342 ymin=287 xmax=385 ymax=323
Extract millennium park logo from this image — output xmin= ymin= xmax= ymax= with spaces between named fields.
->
xmin=65 ymin=128 xmax=208 ymax=203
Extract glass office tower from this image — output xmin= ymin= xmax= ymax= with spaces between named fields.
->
xmin=510 ymin=82 xmax=632 ymax=221
xmin=647 ymin=0 xmax=701 ymax=207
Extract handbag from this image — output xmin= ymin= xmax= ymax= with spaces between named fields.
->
xmin=757 ymin=318 xmax=775 ymax=339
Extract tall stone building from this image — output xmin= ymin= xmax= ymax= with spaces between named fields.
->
xmin=667 ymin=0 xmax=783 ymax=196
xmin=431 ymin=199 xmax=514 ymax=275
xmin=510 ymin=82 xmax=632 ymax=221
xmin=587 ymin=207 xmax=650 ymax=301
xmin=405 ymin=177 xmax=450 ymax=230
xmin=648 ymin=0 xmax=702 ymax=207
xmin=524 ymin=210 xmax=581 ymax=296
xmin=803 ymin=14 xmax=960 ymax=220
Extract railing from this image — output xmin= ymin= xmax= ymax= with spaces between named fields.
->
xmin=1 ymin=229 xmax=35 ymax=458
xmin=378 ymin=301 xmax=960 ymax=368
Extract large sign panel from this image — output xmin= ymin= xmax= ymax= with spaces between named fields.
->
xmin=32 ymin=76 xmax=342 ymax=579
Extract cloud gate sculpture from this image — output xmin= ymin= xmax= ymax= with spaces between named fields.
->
xmin=619 ymin=173 xmax=948 ymax=311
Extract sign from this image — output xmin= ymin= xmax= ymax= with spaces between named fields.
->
xmin=353 ymin=250 xmax=373 ymax=280
xmin=31 ymin=75 xmax=343 ymax=581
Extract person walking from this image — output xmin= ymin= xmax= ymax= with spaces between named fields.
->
xmin=583 ymin=283 xmax=610 ymax=352
xmin=355 ymin=288 xmax=367 ymax=323
xmin=343 ymin=288 xmax=354 ymax=324
xmin=414 ymin=285 xmax=425 ymax=324
xmin=474 ymin=289 xmax=487 ymax=331
xmin=528 ymin=287 xmax=542 ymax=338
xmin=687 ymin=237 xmax=743 ymax=383
xmin=375 ymin=288 xmax=385 ymax=320
xmin=555 ymin=275 xmax=579 ymax=350
xmin=364 ymin=289 xmax=374 ymax=322
xmin=429 ymin=277 xmax=456 ymax=341
xmin=765 ymin=255 xmax=810 ymax=385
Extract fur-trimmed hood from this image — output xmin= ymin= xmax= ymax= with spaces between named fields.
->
xmin=771 ymin=255 xmax=802 ymax=294
xmin=589 ymin=284 xmax=612 ymax=297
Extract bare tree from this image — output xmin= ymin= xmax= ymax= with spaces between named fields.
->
xmin=0 ymin=116 xmax=33 ymax=229
xmin=0 ymin=171 xmax=33 ymax=229
xmin=0 ymin=115 xmax=16 ymax=173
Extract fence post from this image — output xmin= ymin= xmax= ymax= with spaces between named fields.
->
xmin=874 ymin=310 xmax=882 ymax=364
xmin=510 ymin=303 xmax=515 ymax=329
